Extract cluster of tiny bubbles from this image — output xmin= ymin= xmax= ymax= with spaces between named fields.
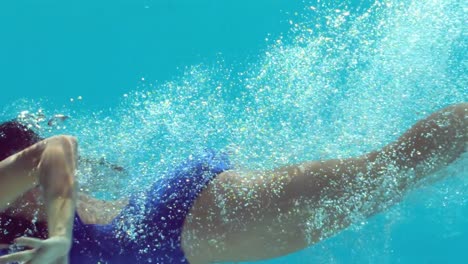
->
xmin=236 ymin=0 xmax=466 ymax=263
xmin=83 ymin=65 xmax=235 ymax=192
xmin=0 ymin=0 xmax=466 ymax=261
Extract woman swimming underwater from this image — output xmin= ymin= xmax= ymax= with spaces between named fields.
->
xmin=0 ymin=103 xmax=466 ymax=264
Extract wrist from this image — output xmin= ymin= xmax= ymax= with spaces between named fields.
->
xmin=49 ymin=235 xmax=73 ymax=251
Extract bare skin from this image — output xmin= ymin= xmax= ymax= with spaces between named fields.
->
xmin=0 ymin=103 xmax=466 ymax=263
xmin=1 ymin=190 xmax=127 ymax=226
xmin=181 ymin=103 xmax=467 ymax=263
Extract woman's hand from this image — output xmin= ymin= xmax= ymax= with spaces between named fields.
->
xmin=0 ymin=236 xmax=70 ymax=264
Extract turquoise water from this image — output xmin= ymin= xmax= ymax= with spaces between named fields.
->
xmin=1 ymin=0 xmax=467 ymax=263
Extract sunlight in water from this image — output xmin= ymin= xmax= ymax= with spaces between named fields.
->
xmin=1 ymin=0 xmax=466 ymax=262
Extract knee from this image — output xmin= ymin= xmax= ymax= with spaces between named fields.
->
xmin=39 ymin=136 xmax=78 ymax=183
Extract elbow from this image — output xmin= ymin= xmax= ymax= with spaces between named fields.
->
xmin=39 ymin=135 xmax=78 ymax=197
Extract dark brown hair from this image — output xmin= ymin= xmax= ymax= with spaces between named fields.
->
xmin=0 ymin=120 xmax=42 ymax=161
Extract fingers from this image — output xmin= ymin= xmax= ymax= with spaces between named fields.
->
xmin=0 ymin=249 xmax=34 ymax=264
xmin=14 ymin=237 xmax=43 ymax=248
xmin=0 ymin=237 xmax=42 ymax=263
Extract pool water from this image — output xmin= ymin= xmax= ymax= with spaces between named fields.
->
xmin=1 ymin=0 xmax=467 ymax=263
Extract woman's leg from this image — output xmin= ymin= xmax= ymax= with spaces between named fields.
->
xmin=182 ymin=103 xmax=467 ymax=263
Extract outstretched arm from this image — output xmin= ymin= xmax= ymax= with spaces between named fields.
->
xmin=0 ymin=135 xmax=77 ymax=264
xmin=182 ymin=103 xmax=467 ymax=263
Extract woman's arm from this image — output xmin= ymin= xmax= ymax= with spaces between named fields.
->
xmin=182 ymin=103 xmax=467 ymax=263
xmin=0 ymin=135 xmax=77 ymax=264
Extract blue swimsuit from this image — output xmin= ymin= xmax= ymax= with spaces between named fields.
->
xmin=1 ymin=150 xmax=231 ymax=263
